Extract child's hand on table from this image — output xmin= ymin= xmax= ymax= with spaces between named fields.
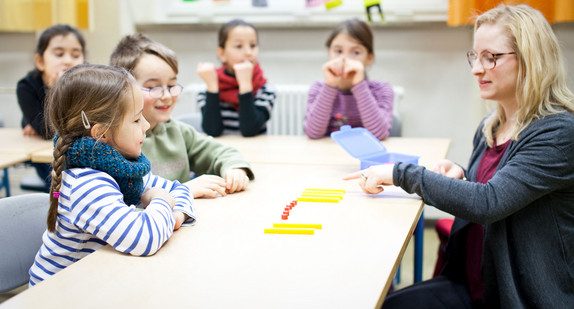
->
xmin=140 ymin=187 xmax=176 ymax=209
xmin=224 ymin=168 xmax=250 ymax=194
xmin=186 ymin=175 xmax=227 ymax=198
xmin=172 ymin=210 xmax=188 ymax=230
xmin=22 ymin=124 xmax=39 ymax=137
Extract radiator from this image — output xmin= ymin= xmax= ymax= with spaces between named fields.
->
xmin=178 ymin=84 xmax=403 ymax=136
xmin=267 ymin=84 xmax=309 ymax=136
xmin=179 ymin=83 xmax=309 ymax=136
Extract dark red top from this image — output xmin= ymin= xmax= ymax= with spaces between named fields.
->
xmin=467 ymin=139 xmax=511 ymax=303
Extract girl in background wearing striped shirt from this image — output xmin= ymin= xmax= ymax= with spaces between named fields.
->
xmin=29 ymin=64 xmax=195 ymax=286
xmin=197 ymin=19 xmax=276 ymax=137
xmin=304 ymin=18 xmax=394 ymax=140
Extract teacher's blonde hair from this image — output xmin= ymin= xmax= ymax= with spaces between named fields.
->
xmin=476 ymin=4 xmax=574 ymax=147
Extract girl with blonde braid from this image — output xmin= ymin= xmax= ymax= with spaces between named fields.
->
xmin=29 ymin=64 xmax=195 ymax=286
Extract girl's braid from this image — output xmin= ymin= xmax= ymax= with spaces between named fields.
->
xmin=47 ymin=134 xmax=75 ymax=232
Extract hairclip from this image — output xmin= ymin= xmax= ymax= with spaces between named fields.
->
xmin=81 ymin=110 xmax=91 ymax=129
xmin=52 ymin=191 xmax=60 ymax=199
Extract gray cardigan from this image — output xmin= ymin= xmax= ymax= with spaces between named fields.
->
xmin=393 ymin=111 xmax=574 ymax=308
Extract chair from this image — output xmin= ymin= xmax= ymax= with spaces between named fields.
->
xmin=174 ymin=112 xmax=204 ymax=133
xmin=19 ymin=173 xmax=48 ymax=192
xmin=389 ymin=86 xmax=403 ymax=137
xmin=389 ymin=114 xmax=402 ymax=138
xmin=0 ymin=193 xmax=50 ymax=292
xmin=433 ymin=218 xmax=455 ymax=277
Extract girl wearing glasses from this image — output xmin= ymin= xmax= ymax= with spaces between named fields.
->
xmin=110 ymin=34 xmax=253 ymax=199
xmin=196 ymin=19 xmax=276 ymax=137
xmin=345 ymin=4 xmax=574 ymax=308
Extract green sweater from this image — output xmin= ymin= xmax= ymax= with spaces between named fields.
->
xmin=142 ymin=119 xmax=253 ymax=184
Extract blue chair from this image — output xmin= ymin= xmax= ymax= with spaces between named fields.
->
xmin=19 ymin=173 xmax=48 ymax=192
xmin=0 ymin=193 xmax=49 ymax=292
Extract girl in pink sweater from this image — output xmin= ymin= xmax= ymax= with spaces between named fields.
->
xmin=304 ymin=18 xmax=394 ymax=140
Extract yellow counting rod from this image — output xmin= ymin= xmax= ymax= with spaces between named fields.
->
xmin=264 ymin=228 xmax=314 ymax=235
xmin=301 ymin=192 xmax=343 ymax=199
xmin=304 ymin=188 xmax=346 ymax=193
xmin=273 ymin=223 xmax=322 ymax=229
xmin=297 ymin=196 xmax=340 ymax=203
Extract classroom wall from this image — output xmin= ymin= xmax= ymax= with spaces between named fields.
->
xmin=1 ymin=0 xmax=573 ymax=169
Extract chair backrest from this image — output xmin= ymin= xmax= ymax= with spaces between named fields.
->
xmin=173 ymin=112 xmax=204 ymax=133
xmin=0 ymin=193 xmax=49 ymax=292
xmin=389 ymin=86 xmax=404 ymax=137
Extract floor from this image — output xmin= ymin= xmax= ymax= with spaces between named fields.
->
xmin=0 ymin=164 xmax=441 ymax=304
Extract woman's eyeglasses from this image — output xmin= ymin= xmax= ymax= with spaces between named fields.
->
xmin=466 ymin=50 xmax=516 ymax=70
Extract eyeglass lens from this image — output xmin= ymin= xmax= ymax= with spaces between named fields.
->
xmin=149 ymin=85 xmax=183 ymax=98
xmin=467 ymin=51 xmax=497 ymax=70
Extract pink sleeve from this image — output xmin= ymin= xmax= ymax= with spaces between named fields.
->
xmin=303 ymin=81 xmax=339 ymax=139
xmin=351 ymin=80 xmax=394 ymax=140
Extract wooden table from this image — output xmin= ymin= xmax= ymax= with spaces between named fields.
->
xmin=0 ymin=128 xmax=53 ymax=197
xmin=30 ymin=134 xmax=451 ymax=170
xmin=29 ymin=148 xmax=52 ymax=163
xmin=0 ymin=153 xmax=30 ymax=197
xmin=213 ymin=135 xmax=451 ymax=283
xmin=214 ymin=135 xmax=450 ymax=168
xmin=4 ymin=135 xmax=450 ymax=309
xmin=0 ymin=153 xmax=29 ymax=170
xmin=0 ymin=128 xmax=52 ymax=155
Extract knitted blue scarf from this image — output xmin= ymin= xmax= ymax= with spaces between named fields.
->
xmin=65 ymin=136 xmax=151 ymax=205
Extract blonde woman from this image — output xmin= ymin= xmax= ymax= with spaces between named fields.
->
xmin=345 ymin=4 xmax=574 ymax=308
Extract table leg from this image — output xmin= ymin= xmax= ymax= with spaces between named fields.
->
xmin=1 ymin=168 xmax=10 ymax=197
xmin=414 ymin=209 xmax=424 ymax=282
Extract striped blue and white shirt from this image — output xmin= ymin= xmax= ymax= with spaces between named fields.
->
xmin=29 ymin=168 xmax=196 ymax=286
xmin=197 ymin=83 xmax=276 ymax=136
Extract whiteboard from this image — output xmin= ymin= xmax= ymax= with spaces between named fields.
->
xmin=152 ymin=0 xmax=448 ymax=25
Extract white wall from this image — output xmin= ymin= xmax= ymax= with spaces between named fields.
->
xmin=1 ymin=1 xmax=573 ymax=168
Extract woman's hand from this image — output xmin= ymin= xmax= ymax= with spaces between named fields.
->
xmin=140 ymin=187 xmax=176 ymax=209
xmin=197 ymin=62 xmax=219 ymax=93
xmin=343 ymin=164 xmax=394 ymax=194
xmin=432 ymin=159 xmax=464 ymax=179
xmin=234 ymin=61 xmax=254 ymax=94
xmin=185 ymin=175 xmax=227 ymax=199
xmin=224 ymin=168 xmax=250 ymax=194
